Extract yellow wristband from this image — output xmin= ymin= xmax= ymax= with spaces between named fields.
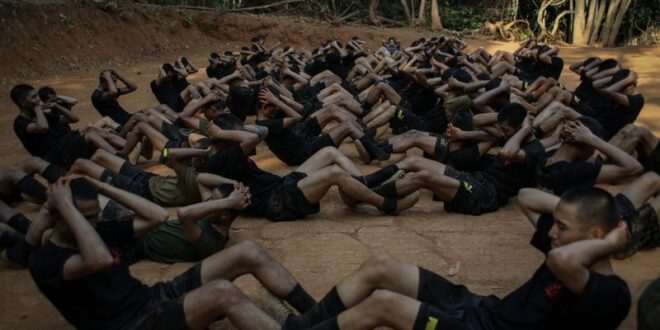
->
xmin=163 ymin=148 xmax=169 ymax=158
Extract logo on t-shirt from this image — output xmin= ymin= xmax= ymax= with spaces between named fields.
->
xmin=463 ymin=181 xmax=473 ymax=193
xmin=544 ymin=283 xmax=562 ymax=301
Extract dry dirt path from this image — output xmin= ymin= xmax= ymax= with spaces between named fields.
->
xmin=0 ymin=12 xmax=658 ymax=330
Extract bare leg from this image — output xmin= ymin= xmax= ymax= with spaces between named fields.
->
xmin=296 ymin=147 xmax=362 ymax=176
xmin=620 ymin=172 xmax=660 ymax=209
xmin=90 ymin=149 xmax=127 ymax=173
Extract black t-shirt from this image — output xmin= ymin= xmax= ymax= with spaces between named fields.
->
xmin=28 ymin=219 xmax=152 ymax=329
xmin=150 ymin=78 xmax=188 ymax=112
xmin=536 ymin=151 xmax=603 ymax=195
xmin=595 ymin=94 xmax=644 ymax=139
xmin=206 ymin=62 xmax=236 ymax=79
xmin=207 ymin=144 xmax=282 ymax=216
xmin=573 ymin=72 xmax=598 ymax=104
xmin=539 ymin=57 xmax=564 ymax=80
xmin=91 ymin=89 xmax=131 ymax=125
xmin=479 ymin=214 xmax=631 ymax=330
xmin=481 ymin=139 xmax=545 ymax=204
xmin=255 ymin=118 xmax=306 ymax=164
xmin=423 ymin=100 xmax=448 ymax=134
xmin=227 ymin=86 xmax=259 ymax=122
xmin=14 ymin=112 xmax=66 ymax=158
xmin=48 ymin=101 xmax=73 ymax=134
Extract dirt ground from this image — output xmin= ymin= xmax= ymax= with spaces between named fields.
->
xmin=0 ymin=2 xmax=659 ymax=330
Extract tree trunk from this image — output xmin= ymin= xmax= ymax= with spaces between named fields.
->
xmin=605 ymin=0 xmax=632 ymax=46
xmin=399 ymin=0 xmax=413 ymax=26
xmin=571 ymin=0 xmax=587 ymax=45
xmin=418 ymin=0 xmax=427 ymax=27
xmin=431 ymin=0 xmax=442 ymax=31
xmin=599 ymin=0 xmax=622 ymax=45
xmin=368 ymin=0 xmax=380 ymax=25
xmin=588 ymin=0 xmax=606 ymax=44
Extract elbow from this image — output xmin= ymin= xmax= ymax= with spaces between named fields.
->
xmin=154 ymin=209 xmax=170 ymax=225
xmin=177 ymin=207 xmax=192 ymax=223
xmin=546 ymin=249 xmax=569 ymax=273
xmin=90 ymin=251 xmax=114 ymax=272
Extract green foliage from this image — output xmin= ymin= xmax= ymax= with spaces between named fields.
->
xmin=94 ymin=0 xmax=119 ymax=13
xmin=440 ymin=5 xmax=492 ymax=31
xmin=58 ymin=13 xmax=70 ymax=24
xmin=180 ymin=11 xmax=194 ymax=28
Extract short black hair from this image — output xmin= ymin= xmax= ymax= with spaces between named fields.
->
xmin=560 ymin=187 xmax=619 ymax=231
xmin=210 ymin=52 xmax=220 ymax=59
xmin=611 ymin=69 xmax=631 ymax=84
xmin=497 ymin=103 xmax=527 ymax=127
xmin=225 ymin=51 xmax=235 ymax=56
xmin=485 ymin=77 xmax=502 ymax=91
xmin=583 ymin=57 xmax=599 ymax=66
xmin=598 ymin=59 xmax=618 ymax=71
xmin=38 ymin=86 xmax=56 ymax=101
xmin=451 ymin=111 xmax=474 ymax=131
xmin=70 ymin=177 xmax=99 ymax=205
xmin=196 ymin=138 xmax=212 ymax=150
xmin=162 ymin=63 xmax=175 ymax=74
xmin=212 ymin=113 xmax=243 ymax=130
xmin=476 ymin=72 xmax=491 ymax=81
xmin=10 ymin=84 xmax=35 ymax=107
xmin=441 ymin=68 xmax=457 ymax=81
xmin=577 ymin=116 xmax=606 ymax=139
xmin=452 ymin=69 xmax=472 ymax=83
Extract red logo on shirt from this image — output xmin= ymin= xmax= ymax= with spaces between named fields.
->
xmin=545 ymin=283 xmax=562 ymax=301
xmin=110 ymin=248 xmax=122 ymax=266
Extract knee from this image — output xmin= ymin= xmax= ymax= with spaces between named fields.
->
xmin=326 ymin=164 xmax=347 ymax=178
xmin=91 ymin=149 xmax=111 ymax=163
xmin=205 ymin=280 xmax=243 ymax=308
xmin=361 ymin=252 xmax=398 ymax=283
xmin=320 ymin=146 xmax=341 ymax=158
xmin=546 ymin=77 xmax=557 ymax=85
xmin=70 ymin=158 xmax=92 ymax=173
xmin=135 ymin=122 xmax=150 ymax=132
xmin=234 ymin=240 xmax=269 ymax=267
xmin=398 ymin=155 xmax=423 ymax=170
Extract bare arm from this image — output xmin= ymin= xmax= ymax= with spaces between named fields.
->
xmin=517 ymin=188 xmax=559 ymax=227
xmin=547 ymin=222 xmax=628 ymax=295
xmin=499 ymin=120 xmax=533 ymax=163
xmin=26 ymin=105 xmax=50 ymax=134
xmin=51 ymin=178 xmax=113 ymax=281
xmin=89 ymin=177 xmax=169 ymax=237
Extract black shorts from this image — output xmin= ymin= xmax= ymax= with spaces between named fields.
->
xmin=263 ymin=172 xmax=320 ymax=221
xmin=0 ymin=185 xmax=23 ymax=205
xmin=293 ymin=117 xmax=323 ymax=138
xmin=416 ymin=268 xmax=491 ymax=329
xmin=569 ymin=94 xmax=595 ymax=117
xmin=127 ymin=263 xmax=202 ymax=330
xmin=642 ymin=143 xmax=660 ymax=174
xmin=443 ymin=169 xmax=499 ymax=215
xmin=118 ymin=162 xmax=156 ymax=201
xmin=297 ymin=134 xmax=336 ymax=164
xmin=161 ymin=122 xmax=187 ymax=148
xmin=615 ymin=194 xmax=659 ymax=258
xmin=389 ymin=106 xmax=425 ymax=134
xmin=44 ymin=131 xmax=91 ymax=169
xmin=615 ymin=193 xmax=637 ymax=223
xmin=447 ymin=144 xmax=481 ymax=172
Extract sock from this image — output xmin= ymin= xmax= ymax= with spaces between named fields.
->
xmin=295 ymin=287 xmax=346 ymax=328
xmin=7 ymin=213 xmax=31 ymax=235
xmin=312 ymin=317 xmax=340 ymax=330
xmin=352 ymin=175 xmax=368 ymax=186
xmin=42 ymin=164 xmax=65 ymax=183
xmin=373 ymin=181 xmax=398 ymax=198
xmin=284 ymin=284 xmax=317 ymax=314
xmin=381 ymin=143 xmax=393 ymax=154
xmin=5 ymin=239 xmax=36 ymax=266
xmin=0 ymin=230 xmax=22 ymax=247
xmin=16 ymin=176 xmax=47 ymax=203
xmin=100 ymin=170 xmax=120 ymax=185
xmin=363 ymin=165 xmax=399 ymax=188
